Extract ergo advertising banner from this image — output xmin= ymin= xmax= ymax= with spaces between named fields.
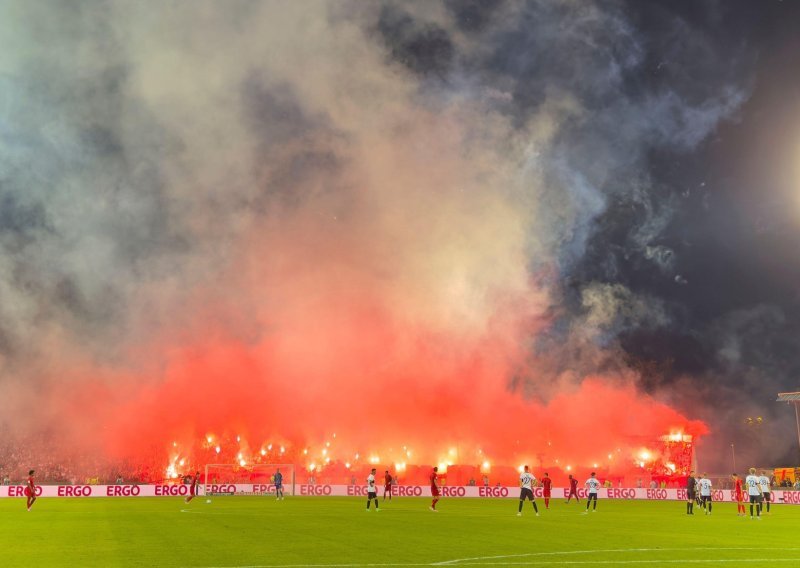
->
xmin=3 ymin=484 xmax=800 ymax=504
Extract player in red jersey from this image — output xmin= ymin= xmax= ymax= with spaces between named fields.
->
xmin=565 ymin=474 xmax=579 ymax=503
xmin=25 ymin=469 xmax=37 ymax=511
xmin=430 ymin=466 xmax=440 ymax=512
xmin=383 ymin=470 xmax=393 ymax=501
xmin=184 ymin=471 xmax=200 ymax=504
xmin=541 ymin=472 xmax=552 ymax=509
xmin=732 ymin=473 xmax=745 ymax=516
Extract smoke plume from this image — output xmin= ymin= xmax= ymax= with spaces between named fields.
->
xmin=2 ymin=0 xmax=795 ymax=477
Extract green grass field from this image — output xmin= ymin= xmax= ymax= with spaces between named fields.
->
xmin=2 ymin=496 xmax=799 ymax=567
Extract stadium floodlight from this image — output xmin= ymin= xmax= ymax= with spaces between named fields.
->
xmin=204 ymin=463 xmax=296 ymax=496
xmin=776 ymin=392 xmax=800 ymax=462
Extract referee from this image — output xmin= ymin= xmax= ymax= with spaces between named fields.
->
xmin=686 ymin=470 xmax=697 ymax=515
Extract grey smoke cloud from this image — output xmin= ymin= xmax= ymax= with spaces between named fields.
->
xmin=2 ymin=0 xmax=785 ymax=470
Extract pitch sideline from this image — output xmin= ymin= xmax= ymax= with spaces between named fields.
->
xmin=194 ymin=547 xmax=800 ymax=568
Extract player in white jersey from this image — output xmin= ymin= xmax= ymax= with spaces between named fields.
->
xmin=698 ymin=473 xmax=713 ymax=514
xmin=366 ymin=468 xmax=379 ymax=511
xmin=745 ymin=467 xmax=763 ymax=519
xmin=517 ymin=465 xmax=539 ymax=516
xmin=582 ymin=472 xmax=601 ymax=513
xmin=758 ymin=473 xmax=771 ymax=514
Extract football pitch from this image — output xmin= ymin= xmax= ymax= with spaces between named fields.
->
xmin=3 ymin=497 xmax=800 ymax=567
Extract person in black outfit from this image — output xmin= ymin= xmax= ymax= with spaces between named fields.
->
xmin=686 ymin=471 xmax=697 ymax=515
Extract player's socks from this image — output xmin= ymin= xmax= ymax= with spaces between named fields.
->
xmin=532 ymin=501 xmax=538 ymax=513
xmin=544 ymin=498 xmax=549 ymax=508
xmin=686 ymin=502 xmax=690 ymax=514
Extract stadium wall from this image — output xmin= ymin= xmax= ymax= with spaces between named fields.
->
xmin=4 ymin=484 xmax=800 ymax=504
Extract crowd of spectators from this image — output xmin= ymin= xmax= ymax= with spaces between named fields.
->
xmin=4 ymin=434 xmax=800 ymax=490
xmin=0 ymin=438 xmax=171 ymax=485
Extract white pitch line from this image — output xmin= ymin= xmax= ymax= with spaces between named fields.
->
xmin=192 ymin=548 xmax=800 ymax=568
xmin=434 ymin=549 xmax=667 ymax=565
xmin=445 ymin=561 xmax=800 ymax=566
xmin=193 ymin=560 xmax=800 ymax=568
xmin=434 ymin=548 xmax=800 ymax=565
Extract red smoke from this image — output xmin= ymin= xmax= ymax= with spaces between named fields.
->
xmin=0 ymin=2 xmax=730 ymax=485
xmin=77 ymin=278 xmax=706 ymax=481
xmin=10 ymin=116 xmax=709 ymax=485
xmin=29 ymin=179 xmax=708 ymax=482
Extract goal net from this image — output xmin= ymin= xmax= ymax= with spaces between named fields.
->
xmin=204 ymin=463 xmax=295 ymax=496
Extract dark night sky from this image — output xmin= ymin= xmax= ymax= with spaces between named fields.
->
xmin=380 ymin=0 xmax=800 ymax=466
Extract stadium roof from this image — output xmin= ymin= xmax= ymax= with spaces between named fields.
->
xmin=776 ymin=392 xmax=800 ymax=402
